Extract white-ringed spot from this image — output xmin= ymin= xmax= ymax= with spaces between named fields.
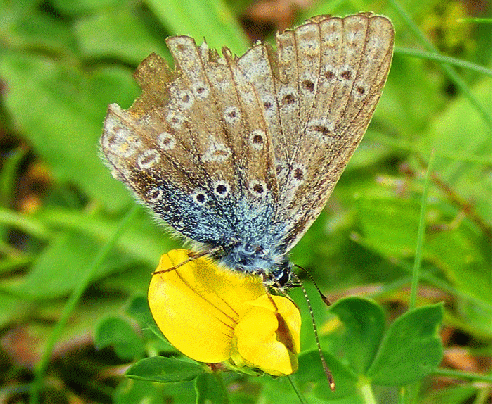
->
xmin=147 ymin=187 xmax=164 ymax=203
xmin=213 ymin=180 xmax=230 ymax=198
xmin=223 ymin=106 xmax=241 ymax=125
xmin=158 ymin=132 xmax=176 ymax=150
xmin=137 ymin=149 xmax=160 ymax=169
xmin=191 ymin=190 xmax=208 ymax=206
xmin=249 ymin=180 xmax=267 ymax=198
xmin=250 ymin=129 xmax=266 ymax=150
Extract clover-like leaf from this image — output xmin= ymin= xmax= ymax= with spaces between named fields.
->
xmin=95 ymin=316 xmax=145 ymax=361
xmin=367 ymin=303 xmax=444 ymax=385
xmin=327 ymin=297 xmax=386 ymax=374
xmin=127 ymin=357 xmax=204 ymax=383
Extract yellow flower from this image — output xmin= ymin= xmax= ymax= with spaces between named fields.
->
xmin=148 ymin=249 xmax=301 ymax=376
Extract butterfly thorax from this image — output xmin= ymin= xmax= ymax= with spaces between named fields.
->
xmin=218 ymin=237 xmax=292 ymax=287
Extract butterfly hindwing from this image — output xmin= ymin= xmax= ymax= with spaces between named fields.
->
xmin=101 ymin=37 xmax=279 ymax=245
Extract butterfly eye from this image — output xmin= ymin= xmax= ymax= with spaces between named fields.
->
xmin=273 ymin=268 xmax=290 ymax=287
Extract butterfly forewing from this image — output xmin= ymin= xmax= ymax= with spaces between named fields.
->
xmin=274 ymin=14 xmax=394 ymax=250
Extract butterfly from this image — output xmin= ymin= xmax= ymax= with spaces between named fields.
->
xmin=100 ymin=13 xmax=394 ymax=288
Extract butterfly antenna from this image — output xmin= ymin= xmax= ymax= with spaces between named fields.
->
xmin=292 ymin=272 xmax=335 ymax=391
xmin=295 ymin=264 xmax=332 ymax=307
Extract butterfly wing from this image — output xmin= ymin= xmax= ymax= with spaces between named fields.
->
xmin=236 ymin=13 xmax=394 ymax=251
xmin=101 ymin=13 xmax=394 ymax=263
xmin=101 ymin=38 xmax=278 ymax=246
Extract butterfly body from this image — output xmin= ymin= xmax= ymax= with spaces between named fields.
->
xmin=101 ymin=14 xmax=394 ymax=287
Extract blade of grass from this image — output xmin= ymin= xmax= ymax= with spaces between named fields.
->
xmin=389 ymin=0 xmax=492 ymax=140
xmin=410 ymin=150 xmax=435 ymax=310
xmin=457 ymin=18 xmax=492 ymax=24
xmin=0 ymin=207 xmax=52 ymax=240
xmin=29 ymin=205 xmax=139 ymax=404
xmin=394 ymin=46 xmax=492 ymax=78
xmin=37 ymin=207 xmax=175 ymax=266
xmin=433 ymin=368 xmax=492 ymax=383
xmin=404 ymin=149 xmax=439 ymax=404
xmin=0 ymin=147 xmax=27 ymax=207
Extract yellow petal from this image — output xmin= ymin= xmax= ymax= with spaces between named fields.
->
xmin=233 ymin=295 xmax=301 ymax=376
xmin=148 ymin=249 xmax=265 ymax=363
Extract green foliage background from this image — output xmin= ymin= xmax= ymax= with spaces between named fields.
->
xmin=0 ymin=0 xmax=491 ymax=403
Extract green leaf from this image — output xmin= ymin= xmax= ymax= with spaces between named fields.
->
xmin=51 ymin=0 xmax=126 ymax=16
xmin=0 ymin=292 xmax=27 ymax=328
xmin=125 ymin=296 xmax=155 ymax=330
xmin=0 ymin=147 xmax=27 ymax=207
xmin=6 ymin=230 xmax=130 ymax=299
xmin=126 ymin=356 xmax=204 ymax=383
xmin=327 ymin=297 xmax=386 ymax=374
xmin=424 ymin=219 xmax=491 ymax=304
xmin=367 ymin=303 xmax=444 ymax=385
xmin=95 ymin=316 xmax=145 ymax=360
xmin=0 ymin=52 xmax=138 ymax=211
xmin=113 ymin=378 xmax=166 ymax=404
xmin=195 ymin=373 xmax=228 ymax=404
xmin=301 ymin=299 xmax=443 ymax=393
xmin=379 ymin=55 xmax=445 ymax=140
xmin=357 ymin=197 xmax=420 ymax=258
xmin=358 ymin=195 xmax=492 ymax=317
xmin=295 ymin=350 xmax=358 ymax=400
xmin=0 ymin=3 xmax=76 ymax=53
xmin=420 ymin=385 xmax=477 ymax=404
xmin=423 ymin=78 xmax=492 ymax=189
xmin=146 ymin=0 xmax=249 ymax=55
xmin=36 ymin=207 xmax=177 ymax=267
xmin=419 ymin=75 xmax=492 ymax=246
xmin=125 ymin=296 xmax=173 ymax=349
xmin=75 ymin=6 xmax=169 ymax=65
